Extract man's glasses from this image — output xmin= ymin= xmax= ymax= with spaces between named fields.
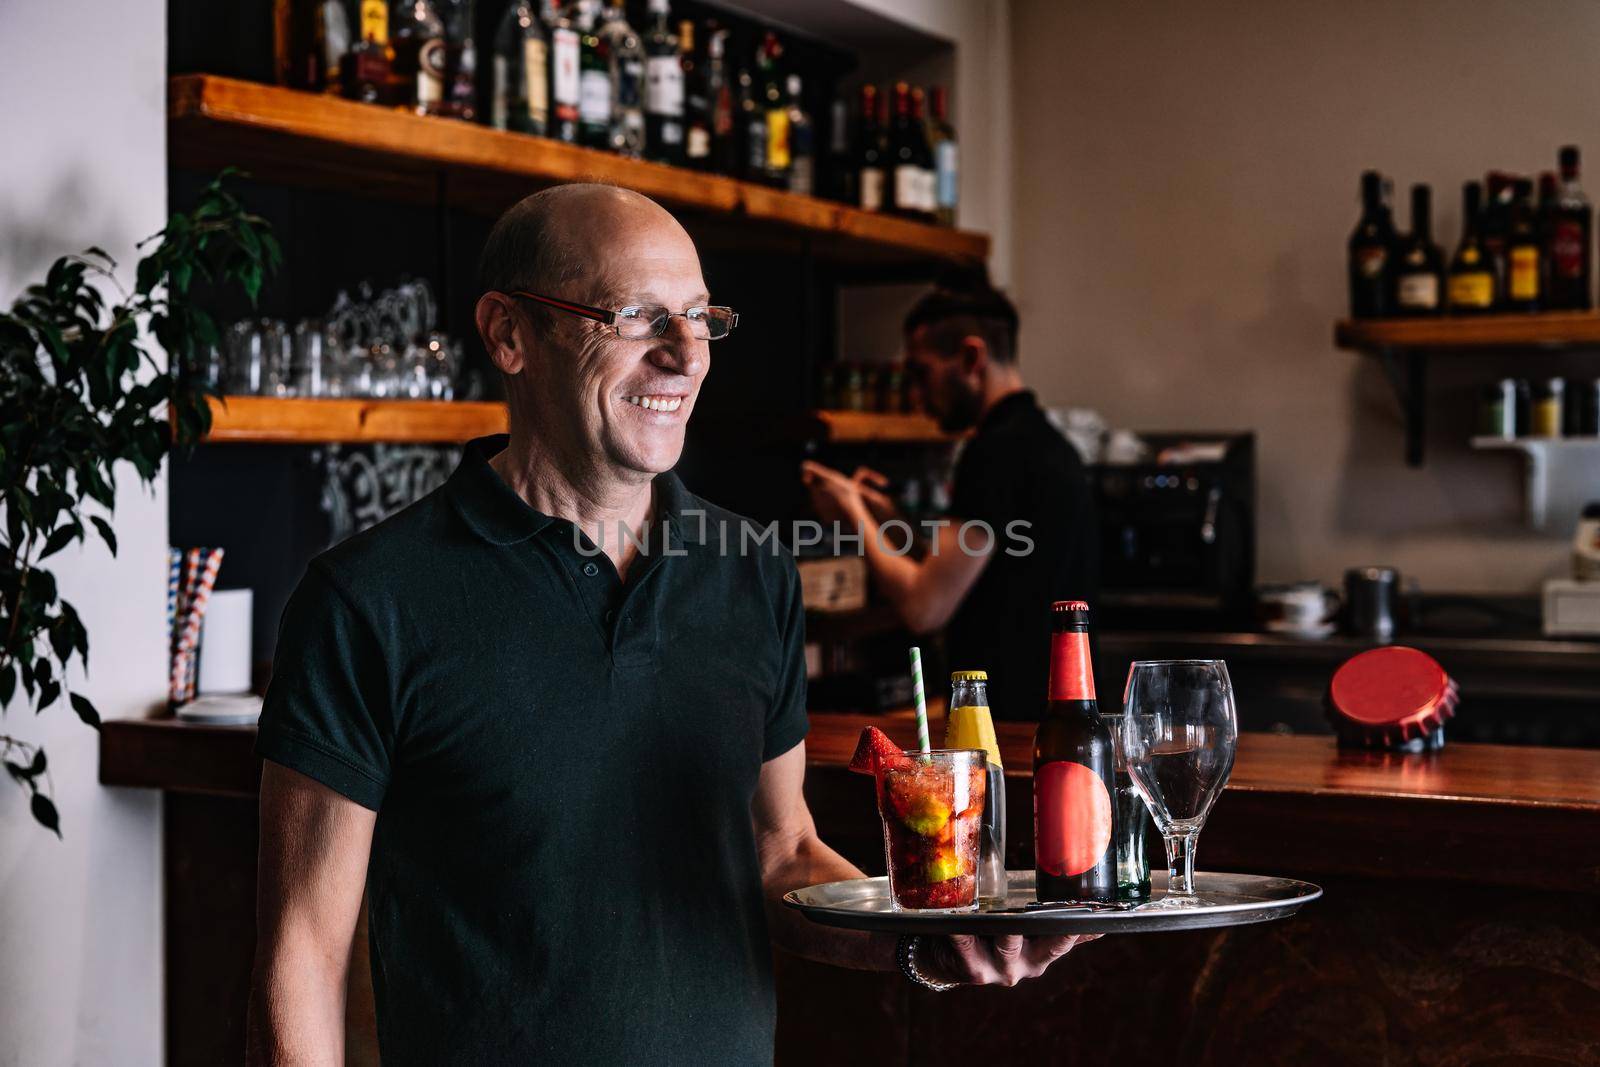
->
xmin=509 ymin=291 xmax=739 ymax=341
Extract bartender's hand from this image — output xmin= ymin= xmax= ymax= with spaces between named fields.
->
xmin=801 ymin=461 xmax=897 ymax=526
xmin=920 ymin=933 xmax=1098 ymax=987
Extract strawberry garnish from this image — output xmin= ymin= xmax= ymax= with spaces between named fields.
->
xmin=848 ymin=725 xmax=914 ymax=775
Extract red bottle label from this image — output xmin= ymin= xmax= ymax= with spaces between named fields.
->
xmin=1034 ymin=760 xmax=1113 ymax=877
xmin=1048 ymin=631 xmax=1096 ymax=702
xmin=1554 ymin=220 xmax=1585 ymax=279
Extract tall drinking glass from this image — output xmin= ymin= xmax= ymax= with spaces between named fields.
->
xmin=1120 ymin=660 xmax=1237 ymax=907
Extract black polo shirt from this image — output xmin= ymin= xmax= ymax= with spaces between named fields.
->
xmin=945 ymin=390 xmax=1098 ymax=721
xmin=256 ymin=435 xmax=809 ymax=1065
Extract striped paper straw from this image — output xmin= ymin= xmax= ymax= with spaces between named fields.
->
xmin=167 ymin=548 xmax=181 ymax=653
xmin=172 ymin=547 xmax=224 ymax=705
xmin=170 ymin=548 xmax=204 ymax=705
xmin=909 ymin=646 xmax=931 ymax=754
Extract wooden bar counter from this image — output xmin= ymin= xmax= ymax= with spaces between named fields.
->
xmin=101 ymin=712 xmax=1600 ymax=1065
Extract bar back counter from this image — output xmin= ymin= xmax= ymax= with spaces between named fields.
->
xmin=101 ymin=709 xmax=1600 ymax=1065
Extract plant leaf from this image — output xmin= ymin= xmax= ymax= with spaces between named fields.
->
xmin=69 ymin=692 xmax=101 ymax=729
xmin=31 ymin=793 xmax=61 ymax=838
xmin=39 ymin=525 xmax=78 ymax=561
xmin=89 ymin=516 xmax=117 ymax=556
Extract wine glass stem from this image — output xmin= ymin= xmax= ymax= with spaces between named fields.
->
xmin=1164 ymin=829 xmax=1200 ymax=895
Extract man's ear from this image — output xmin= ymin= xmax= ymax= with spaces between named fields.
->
xmin=476 ymin=292 xmax=526 ymax=375
xmin=958 ymin=335 xmax=988 ymax=379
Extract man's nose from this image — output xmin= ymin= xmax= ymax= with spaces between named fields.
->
xmin=648 ymin=318 xmax=707 ymax=377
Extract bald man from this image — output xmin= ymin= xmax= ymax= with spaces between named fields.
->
xmin=247 ymin=185 xmax=1090 ymax=1066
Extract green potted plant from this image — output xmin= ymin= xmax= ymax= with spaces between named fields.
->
xmin=0 ymin=173 xmax=279 ymax=834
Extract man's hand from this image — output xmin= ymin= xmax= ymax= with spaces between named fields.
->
xmin=920 ymin=933 xmax=1097 ymax=987
xmin=800 ymin=461 xmax=896 ymax=527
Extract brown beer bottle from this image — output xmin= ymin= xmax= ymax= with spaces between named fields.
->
xmin=1033 ymin=600 xmax=1117 ymax=902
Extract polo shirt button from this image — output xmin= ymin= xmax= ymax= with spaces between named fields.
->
xmin=604 ymin=610 xmax=615 ymax=624
xmin=582 ymin=562 xmax=600 ymax=577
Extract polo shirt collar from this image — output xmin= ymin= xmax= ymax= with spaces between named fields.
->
xmin=448 ymin=434 xmax=706 ymax=548
xmin=977 ymin=388 xmax=1039 ymax=435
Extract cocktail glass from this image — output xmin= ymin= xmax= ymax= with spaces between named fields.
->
xmin=875 ymin=749 xmax=987 ymax=912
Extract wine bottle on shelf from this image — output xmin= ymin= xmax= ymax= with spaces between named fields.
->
xmin=887 ymin=82 xmax=921 ymax=219
xmin=683 ymin=20 xmax=714 ymax=169
xmin=1481 ymin=171 xmax=1515 ymax=297
xmin=598 ymin=0 xmax=645 ymax=158
xmin=642 ymin=0 xmax=684 ymax=164
xmin=708 ymin=25 xmax=737 ymax=174
xmin=856 ymin=84 xmax=884 ymax=213
xmin=785 ymin=74 xmax=814 ymax=196
xmin=442 ymin=0 xmax=477 ymax=121
xmin=1505 ymin=178 xmax=1544 ymax=312
xmin=1448 ymin=181 xmax=1497 ymax=314
xmin=736 ymin=62 xmax=765 ymax=181
xmin=826 ymin=96 xmax=855 ymax=205
xmin=392 ymin=0 xmax=448 ymax=115
xmin=929 ymin=85 xmax=958 ymax=226
xmin=1548 ymin=146 xmax=1593 ymax=310
xmin=1391 ymin=184 xmax=1444 ymax=315
xmin=760 ymin=33 xmax=790 ymax=187
xmin=575 ymin=0 xmax=611 ymax=149
xmin=909 ymin=86 xmax=937 ymax=221
xmin=490 ymin=1 xmax=546 ymax=134
xmin=546 ymin=0 xmax=581 ymax=143
xmin=1347 ymin=170 xmax=1396 ymax=318
xmin=341 ymin=0 xmax=394 ymax=104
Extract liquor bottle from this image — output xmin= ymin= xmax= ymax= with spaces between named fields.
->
xmin=929 ymin=85 xmax=958 ymax=226
xmin=707 ymin=25 xmax=736 ymax=174
xmin=909 ymin=86 xmax=936 ymax=220
xmin=392 ymin=0 xmax=447 ymax=114
xmin=341 ymin=0 xmax=393 ymax=103
xmin=442 ymin=0 xmax=477 ymax=121
xmin=683 ymin=20 xmax=713 ymax=168
xmin=1481 ymin=171 xmax=1515 ymax=294
xmin=887 ymin=82 xmax=923 ymax=219
xmin=546 ymin=0 xmax=580 ymax=143
xmin=1448 ymin=181 xmax=1496 ymax=313
xmin=1033 ymin=600 xmax=1117 ymax=903
xmin=597 ymin=1 xmax=644 ymax=157
xmin=736 ymin=64 xmax=765 ymax=181
xmin=288 ymin=0 xmax=352 ymax=91
xmin=785 ymin=74 xmax=814 ymax=196
xmin=1548 ymin=146 xmax=1593 ymax=310
xmin=856 ymin=84 xmax=884 ymax=213
xmin=760 ymin=33 xmax=789 ymax=187
xmin=642 ymin=0 xmax=684 ymax=164
xmin=1506 ymin=178 xmax=1544 ymax=312
xmin=576 ymin=0 xmax=611 ymax=149
xmin=1347 ymin=170 xmax=1396 ymax=318
xmin=946 ymin=671 xmax=1007 ymax=908
xmin=1391 ymin=184 xmax=1444 ymax=315
xmin=825 ymin=97 xmax=855 ymax=205
xmin=491 ymin=0 xmax=547 ymax=133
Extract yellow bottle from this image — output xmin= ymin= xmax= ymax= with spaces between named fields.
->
xmin=946 ymin=670 xmax=1007 ymax=906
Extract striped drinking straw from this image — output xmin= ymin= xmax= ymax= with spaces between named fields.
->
xmin=167 ymin=548 xmax=181 ymax=653
xmin=909 ymin=646 xmax=931 ymax=755
xmin=172 ymin=547 xmax=224 ymax=705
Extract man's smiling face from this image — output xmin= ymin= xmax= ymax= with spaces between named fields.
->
xmin=510 ymin=190 xmax=713 ymax=485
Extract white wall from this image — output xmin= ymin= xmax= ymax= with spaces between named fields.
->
xmin=1012 ymin=0 xmax=1600 ymax=592
xmin=0 ymin=0 xmax=168 ymax=1063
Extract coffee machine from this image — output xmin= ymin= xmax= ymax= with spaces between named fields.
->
xmin=1091 ymin=433 xmax=1255 ymax=629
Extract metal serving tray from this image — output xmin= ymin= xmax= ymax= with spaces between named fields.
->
xmin=784 ymin=871 xmax=1322 ymax=936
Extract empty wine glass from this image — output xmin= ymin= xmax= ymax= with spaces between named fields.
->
xmin=1120 ymin=659 xmax=1238 ymax=908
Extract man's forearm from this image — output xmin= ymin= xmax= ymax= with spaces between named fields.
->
xmin=762 ymin=832 xmax=897 ymax=972
xmin=848 ymin=507 xmax=933 ymax=632
xmin=245 ymin=947 xmax=349 ymax=1065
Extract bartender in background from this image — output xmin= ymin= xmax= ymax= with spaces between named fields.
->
xmin=803 ymin=271 xmax=1097 ymax=720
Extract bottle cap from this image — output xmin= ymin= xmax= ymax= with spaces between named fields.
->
xmin=1325 ymin=646 xmax=1457 ymax=751
xmin=1051 ymin=600 xmax=1090 ymax=612
xmin=950 ymin=670 xmax=988 ymax=682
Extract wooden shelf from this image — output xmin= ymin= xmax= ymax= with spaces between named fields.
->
xmin=200 ymin=396 xmax=507 ymax=443
xmin=812 ymin=410 xmax=958 ymax=444
xmin=168 ymin=74 xmax=989 ymax=270
xmin=1336 ymin=312 xmax=1600 ymax=351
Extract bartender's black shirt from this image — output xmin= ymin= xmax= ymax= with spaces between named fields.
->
xmin=256 ymin=435 xmax=809 ymax=1065
xmin=946 ymin=390 xmax=1098 ymax=720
